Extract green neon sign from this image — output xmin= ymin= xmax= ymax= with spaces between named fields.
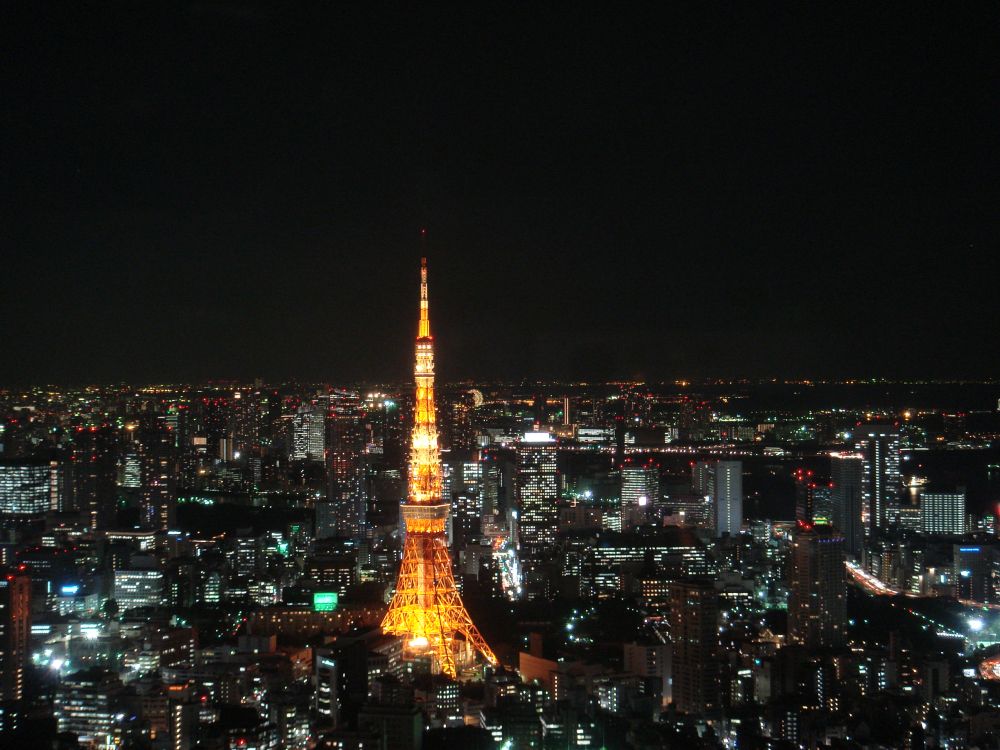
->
xmin=313 ymin=592 xmax=339 ymax=612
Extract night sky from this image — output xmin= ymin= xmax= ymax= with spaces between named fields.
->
xmin=3 ymin=3 xmax=998 ymax=385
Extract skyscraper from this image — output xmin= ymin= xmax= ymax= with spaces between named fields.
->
xmin=0 ymin=572 xmax=30 ymax=702
xmin=621 ymin=459 xmax=659 ymax=511
xmin=447 ymin=457 xmax=485 ymax=550
xmin=291 ymin=402 xmax=326 ymax=462
xmin=693 ymin=460 xmax=742 ymax=537
xmin=920 ymin=490 xmax=966 ymax=535
xmin=855 ymin=424 xmax=900 ymax=534
xmin=516 ymin=431 xmax=559 ymax=559
xmin=139 ymin=421 xmax=177 ymax=531
xmin=669 ymin=579 xmax=719 ymax=714
xmin=830 ymin=452 xmax=865 ymax=558
xmin=788 ymin=522 xmax=847 ymax=648
xmin=381 ymin=257 xmax=496 ymax=678
xmin=325 ymin=389 xmax=366 ymax=539
xmin=232 ymin=389 xmax=261 ymax=455
xmin=621 ymin=459 xmax=659 ymax=529
xmin=70 ymin=424 xmax=119 ymax=530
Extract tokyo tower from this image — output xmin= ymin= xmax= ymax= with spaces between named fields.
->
xmin=381 ymin=255 xmax=498 ymax=678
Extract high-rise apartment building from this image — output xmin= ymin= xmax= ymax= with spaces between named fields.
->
xmin=139 ymin=422 xmax=177 ymax=531
xmin=326 ymin=390 xmax=366 ymax=539
xmin=855 ymin=424 xmax=900 ymax=534
xmin=232 ymin=389 xmax=262 ymax=455
xmin=669 ymin=579 xmax=719 ymax=714
xmin=692 ymin=461 xmax=712 ymax=498
xmin=693 ymin=460 xmax=742 ymax=537
xmin=623 ymin=642 xmax=671 ymax=705
xmin=830 ymin=452 xmax=865 ymax=558
xmin=788 ymin=523 xmax=846 ymax=648
xmin=70 ymin=424 xmax=119 ymax=530
xmin=0 ymin=572 xmax=30 ymax=701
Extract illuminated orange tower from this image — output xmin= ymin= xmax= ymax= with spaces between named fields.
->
xmin=381 ymin=255 xmax=498 ymax=678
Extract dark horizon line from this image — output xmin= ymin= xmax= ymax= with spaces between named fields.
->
xmin=3 ymin=375 xmax=1000 ymax=392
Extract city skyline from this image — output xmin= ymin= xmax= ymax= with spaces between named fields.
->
xmin=3 ymin=6 xmax=1000 ymax=746
xmin=2 ymin=325 xmax=1000 ymax=747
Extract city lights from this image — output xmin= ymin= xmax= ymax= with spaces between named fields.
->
xmin=0 ymin=3 xmax=992 ymax=746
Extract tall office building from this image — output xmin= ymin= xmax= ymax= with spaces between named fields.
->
xmin=480 ymin=459 xmax=502 ymax=533
xmin=54 ymin=668 xmax=125 ymax=746
xmin=0 ymin=459 xmax=65 ymax=515
xmin=788 ymin=523 xmax=847 ymax=648
xmin=621 ymin=459 xmax=659 ymax=515
xmin=855 ymin=424 xmax=900 ymax=534
xmin=448 ymin=460 xmax=485 ymax=551
xmin=0 ymin=572 xmax=30 ymax=701
xmin=314 ymin=649 xmax=339 ymax=727
xmin=830 ymin=452 xmax=865 ymax=558
xmin=516 ymin=432 xmax=559 ymax=558
xmin=954 ymin=545 xmax=989 ymax=602
xmin=291 ymin=403 xmax=326 ymax=462
xmin=693 ymin=460 xmax=742 ymax=537
xmin=121 ymin=445 xmax=142 ymax=490
xmin=669 ymin=579 xmax=720 ymax=714
xmin=113 ymin=568 xmax=165 ymax=611
xmin=920 ymin=490 xmax=966 ymax=535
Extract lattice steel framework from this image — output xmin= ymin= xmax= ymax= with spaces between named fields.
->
xmin=381 ymin=256 xmax=497 ymax=678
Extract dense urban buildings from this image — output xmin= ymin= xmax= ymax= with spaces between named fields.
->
xmin=5 ymin=0 xmax=996 ymax=745
xmin=4 ymin=366 xmax=1000 ymax=748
